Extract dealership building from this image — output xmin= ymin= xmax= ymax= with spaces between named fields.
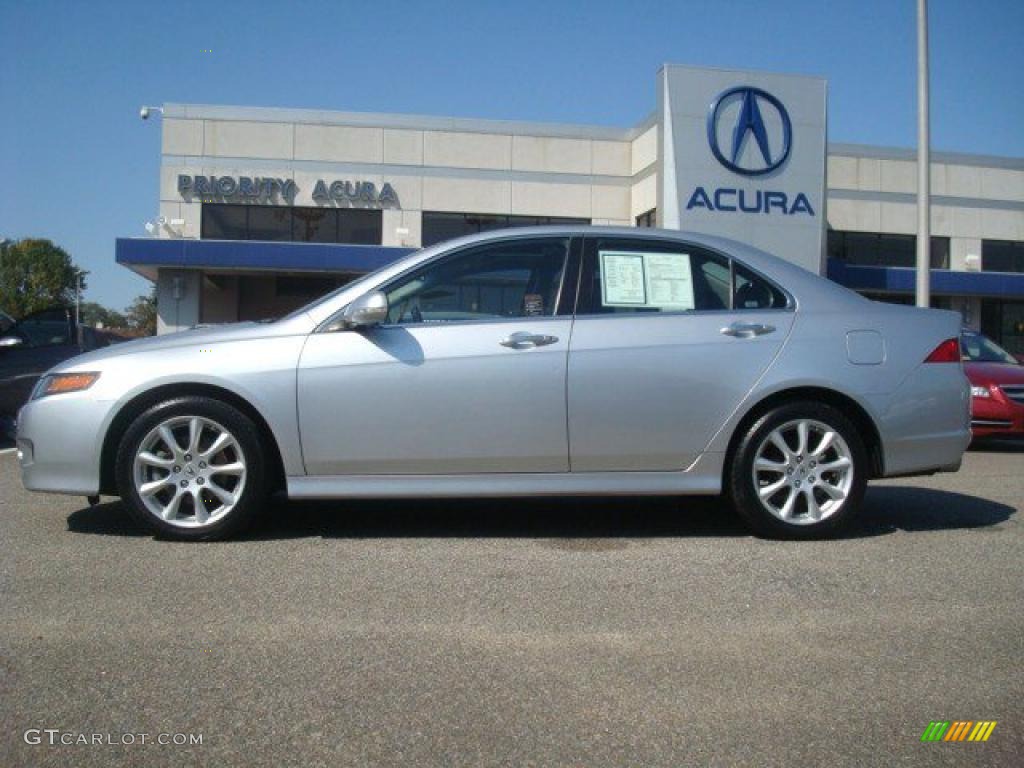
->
xmin=116 ymin=64 xmax=1024 ymax=353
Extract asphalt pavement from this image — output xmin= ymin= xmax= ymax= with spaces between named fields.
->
xmin=1 ymin=444 xmax=1021 ymax=767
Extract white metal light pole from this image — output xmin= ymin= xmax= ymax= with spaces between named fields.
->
xmin=73 ymin=270 xmax=87 ymax=343
xmin=915 ymin=0 xmax=931 ymax=307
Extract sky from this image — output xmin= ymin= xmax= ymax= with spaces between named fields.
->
xmin=1 ymin=0 xmax=1022 ymax=311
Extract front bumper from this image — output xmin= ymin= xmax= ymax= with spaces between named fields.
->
xmin=17 ymin=393 xmax=109 ymax=496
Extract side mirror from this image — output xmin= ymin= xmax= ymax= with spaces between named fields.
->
xmin=341 ymin=291 xmax=388 ymax=329
xmin=0 ymin=335 xmax=23 ymax=349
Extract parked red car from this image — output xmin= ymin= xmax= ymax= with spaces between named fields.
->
xmin=962 ymin=331 xmax=1024 ymax=439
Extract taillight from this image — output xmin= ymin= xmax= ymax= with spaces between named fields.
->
xmin=924 ymin=338 xmax=960 ymax=363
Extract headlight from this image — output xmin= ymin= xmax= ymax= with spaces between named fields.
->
xmin=970 ymin=385 xmax=991 ymax=398
xmin=33 ymin=372 xmax=101 ymax=399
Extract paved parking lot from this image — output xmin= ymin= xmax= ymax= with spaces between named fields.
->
xmin=1 ymin=444 xmax=1021 ymax=766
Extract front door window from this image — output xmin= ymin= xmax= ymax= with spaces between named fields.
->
xmin=382 ymin=238 xmax=570 ymax=325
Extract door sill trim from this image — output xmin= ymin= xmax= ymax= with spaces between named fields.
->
xmin=287 ymin=468 xmax=721 ymax=499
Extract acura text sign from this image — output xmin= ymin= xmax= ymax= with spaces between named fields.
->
xmin=657 ymin=65 xmax=827 ymax=273
xmin=177 ymin=175 xmax=399 ymax=207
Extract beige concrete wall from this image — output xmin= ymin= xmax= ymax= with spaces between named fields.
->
xmin=630 ymin=124 xmax=657 ymax=176
xmin=162 ymin=112 xmax=1023 ymax=255
xmin=630 ymin=174 xmax=657 ymax=221
xmin=826 ymin=153 xmax=1024 ymax=254
xmin=162 ymin=112 xmax=637 ymax=248
xmin=828 ymin=155 xmax=1024 ymax=202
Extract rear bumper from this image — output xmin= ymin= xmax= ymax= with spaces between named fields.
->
xmin=872 ymin=365 xmax=972 ymax=477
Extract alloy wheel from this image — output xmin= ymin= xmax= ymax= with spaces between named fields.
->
xmin=751 ymin=418 xmax=854 ymax=525
xmin=132 ymin=415 xmax=247 ymax=528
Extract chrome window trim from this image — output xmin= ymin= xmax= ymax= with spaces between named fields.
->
xmin=374 ymin=314 xmax=572 ymax=333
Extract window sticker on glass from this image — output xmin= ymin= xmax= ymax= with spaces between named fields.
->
xmin=600 ymin=252 xmax=647 ymax=305
xmin=599 ymin=251 xmax=695 ymax=310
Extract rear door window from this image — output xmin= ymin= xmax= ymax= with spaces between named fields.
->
xmin=577 ymin=237 xmax=731 ymax=314
xmin=576 ymin=237 xmax=789 ymax=315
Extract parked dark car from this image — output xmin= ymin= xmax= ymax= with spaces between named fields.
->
xmin=962 ymin=330 xmax=1024 ymax=439
xmin=0 ymin=307 xmax=110 ymax=435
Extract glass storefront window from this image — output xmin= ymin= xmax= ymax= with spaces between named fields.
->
xmin=827 ymin=231 xmax=950 ymax=269
xmin=201 ymin=205 xmax=248 ymax=240
xmin=635 ymin=209 xmax=656 ymax=228
xmin=339 ymin=209 xmax=384 ymax=245
xmin=981 ymin=299 xmax=1024 ymax=356
xmin=982 ymin=240 xmax=1024 ymax=273
xmin=200 ymin=204 xmax=382 ymax=245
xmin=421 ymin=212 xmax=589 ymax=247
xmin=292 ymin=208 xmax=338 ymax=243
xmin=248 ymin=206 xmax=293 ymax=241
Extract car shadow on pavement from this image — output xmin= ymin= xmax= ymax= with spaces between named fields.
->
xmin=969 ymin=438 xmax=1024 ymax=453
xmin=850 ymin=486 xmax=1016 ymax=536
xmin=66 ymin=485 xmax=1015 ymax=542
xmin=0 ymin=417 xmax=14 ymax=450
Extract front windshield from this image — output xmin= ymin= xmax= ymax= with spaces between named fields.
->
xmin=960 ymin=333 xmax=1018 ymax=365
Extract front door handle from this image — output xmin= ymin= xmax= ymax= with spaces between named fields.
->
xmin=500 ymin=331 xmax=559 ymax=349
xmin=720 ymin=322 xmax=776 ymax=339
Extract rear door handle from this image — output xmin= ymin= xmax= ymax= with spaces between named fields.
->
xmin=720 ymin=322 xmax=776 ymax=338
xmin=500 ymin=331 xmax=559 ymax=349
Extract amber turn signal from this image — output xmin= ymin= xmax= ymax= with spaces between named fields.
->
xmin=42 ymin=372 xmax=100 ymax=396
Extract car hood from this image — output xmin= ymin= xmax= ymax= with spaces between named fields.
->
xmin=964 ymin=361 xmax=1024 ymax=386
xmin=52 ymin=317 xmax=314 ymax=372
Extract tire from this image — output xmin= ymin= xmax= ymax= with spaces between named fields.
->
xmin=115 ymin=396 xmax=267 ymax=541
xmin=727 ymin=401 xmax=868 ymax=539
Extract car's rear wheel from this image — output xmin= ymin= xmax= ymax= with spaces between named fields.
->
xmin=728 ymin=401 xmax=867 ymax=538
xmin=116 ymin=397 xmax=266 ymax=541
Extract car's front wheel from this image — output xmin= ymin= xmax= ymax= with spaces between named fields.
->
xmin=116 ymin=397 xmax=266 ymax=541
xmin=728 ymin=401 xmax=868 ymax=538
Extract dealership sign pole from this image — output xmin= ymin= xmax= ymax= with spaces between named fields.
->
xmin=916 ymin=0 xmax=931 ymax=308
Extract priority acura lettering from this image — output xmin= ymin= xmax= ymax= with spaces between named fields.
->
xmin=177 ymin=175 xmax=399 ymax=207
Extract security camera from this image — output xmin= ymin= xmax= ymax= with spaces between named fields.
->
xmin=144 ymin=221 xmax=156 ymax=235
xmin=157 ymin=215 xmax=167 ymax=226
xmin=140 ymin=106 xmax=151 ymax=120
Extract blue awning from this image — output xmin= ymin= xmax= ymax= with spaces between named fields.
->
xmin=116 ymin=238 xmax=416 ymax=278
xmin=827 ymin=259 xmax=1024 ymax=298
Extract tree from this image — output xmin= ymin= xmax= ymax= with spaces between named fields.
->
xmin=126 ymin=289 xmax=157 ymax=336
xmin=79 ymin=301 xmax=128 ymax=329
xmin=0 ymin=238 xmax=85 ymax=318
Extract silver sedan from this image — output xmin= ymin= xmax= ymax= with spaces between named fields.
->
xmin=16 ymin=227 xmax=971 ymax=540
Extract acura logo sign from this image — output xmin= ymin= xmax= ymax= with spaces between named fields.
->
xmin=706 ymin=86 xmax=792 ymax=176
